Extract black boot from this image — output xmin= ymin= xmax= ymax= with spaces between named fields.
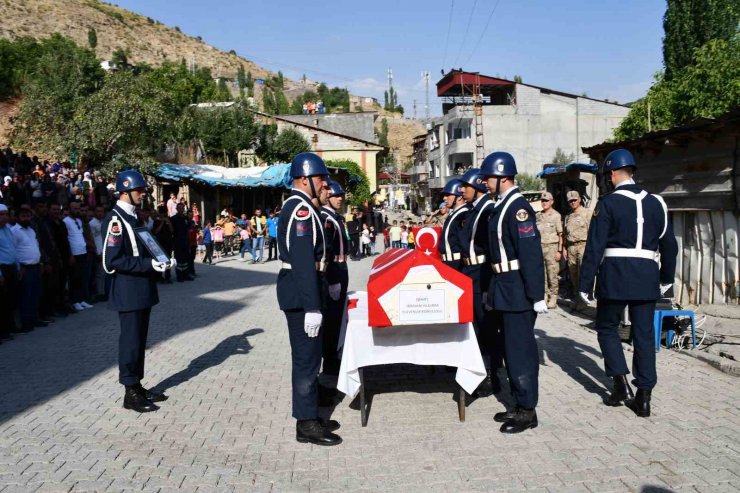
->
xmin=493 ymin=408 xmax=516 ymax=423
xmin=604 ymin=375 xmax=633 ymax=407
xmin=500 ymin=408 xmax=538 ymax=434
xmin=474 ymin=369 xmax=499 ymax=398
xmin=123 ymin=386 xmax=159 ymax=413
xmin=296 ymin=419 xmax=342 ymax=446
xmin=136 ymin=384 xmax=168 ymax=403
xmin=319 ymin=418 xmax=340 ymax=432
xmin=626 ymin=388 xmax=651 ymax=417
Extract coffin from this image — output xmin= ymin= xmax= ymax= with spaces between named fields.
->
xmin=367 ymin=227 xmax=473 ymax=327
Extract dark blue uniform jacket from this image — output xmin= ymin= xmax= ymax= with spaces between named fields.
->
xmin=487 ymin=188 xmax=545 ymax=312
xmin=439 ymin=203 xmax=469 ymax=266
xmin=102 ymin=204 xmax=159 ymax=312
xmin=579 ymin=183 xmax=678 ymax=301
xmin=320 ymin=206 xmax=349 ymax=286
xmin=276 ymin=189 xmax=326 ymax=312
xmin=461 ymin=194 xmax=494 ymax=293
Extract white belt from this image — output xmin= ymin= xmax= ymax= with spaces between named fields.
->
xmin=333 ymin=255 xmax=347 ymax=263
xmin=281 ymin=261 xmax=327 ymax=272
xmin=463 ymin=254 xmax=487 ymax=266
xmin=491 ymin=259 xmax=520 ymax=274
xmin=442 ymin=252 xmax=461 ymax=262
xmin=604 ymin=248 xmax=659 ymax=263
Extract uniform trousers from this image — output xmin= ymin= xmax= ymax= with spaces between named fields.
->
xmin=174 ymin=245 xmax=190 ymax=281
xmin=18 ymin=265 xmax=41 ymax=329
xmin=567 ymin=242 xmax=586 ymax=297
xmin=69 ymin=254 xmax=90 ymax=303
xmin=321 ymin=269 xmax=348 ymax=376
xmin=118 ymin=308 xmax=151 ymax=386
xmin=284 ymin=308 xmax=322 ymax=420
xmin=596 ymin=299 xmax=657 ymax=390
xmin=541 ymin=243 xmax=560 ymax=304
xmin=493 ymin=309 xmax=539 ymax=409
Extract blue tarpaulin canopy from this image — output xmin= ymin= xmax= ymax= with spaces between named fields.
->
xmin=536 ymin=162 xmax=598 ymax=178
xmin=152 ymin=163 xmax=358 ymax=189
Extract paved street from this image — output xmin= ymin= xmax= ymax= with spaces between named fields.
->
xmin=0 ymin=257 xmax=739 ymax=493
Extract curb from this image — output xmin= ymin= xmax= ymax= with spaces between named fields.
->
xmin=553 ymin=300 xmax=740 ymax=377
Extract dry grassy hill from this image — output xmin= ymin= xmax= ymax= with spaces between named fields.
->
xmin=0 ymin=0 xmax=272 ymax=80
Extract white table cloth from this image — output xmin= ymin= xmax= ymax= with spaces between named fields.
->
xmin=337 ymin=291 xmax=486 ymax=399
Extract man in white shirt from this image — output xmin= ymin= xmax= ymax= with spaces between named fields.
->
xmin=88 ymin=205 xmax=106 ymax=301
xmin=12 ymin=206 xmax=45 ymax=331
xmin=63 ymin=202 xmax=93 ymax=311
xmin=166 ymin=193 xmax=178 ymax=217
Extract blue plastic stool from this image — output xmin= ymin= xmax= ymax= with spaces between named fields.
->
xmin=653 ymin=310 xmax=697 ymax=351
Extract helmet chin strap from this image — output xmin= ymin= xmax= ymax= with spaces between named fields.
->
xmin=493 ymin=177 xmax=502 ymax=200
xmin=308 ymin=176 xmax=318 ymax=200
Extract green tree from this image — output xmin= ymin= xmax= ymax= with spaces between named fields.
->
xmin=325 ymin=159 xmax=372 ymax=206
xmin=111 ymin=47 xmax=128 ymax=68
xmin=272 ymin=128 xmax=310 ymax=163
xmin=378 ymin=118 xmax=389 ymax=147
xmin=662 ymin=0 xmax=740 ymax=80
xmin=179 ymin=104 xmax=259 ymax=166
xmin=216 ymin=78 xmax=231 ymax=102
xmin=87 ymin=27 xmax=97 ymax=50
xmin=551 ymin=147 xmax=574 ymax=165
xmin=237 ymin=65 xmax=246 ymax=98
xmin=245 ymin=70 xmax=254 ymax=97
xmin=143 ymin=61 xmax=224 ymax=109
xmin=69 ymin=71 xmax=175 ymax=173
xmin=516 ymin=172 xmax=543 ymax=191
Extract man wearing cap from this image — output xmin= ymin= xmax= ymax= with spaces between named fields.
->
xmin=103 ymin=170 xmax=174 ymax=413
xmin=579 ymin=149 xmax=678 ymax=417
xmin=319 ymin=180 xmax=349 ymax=383
xmin=276 ymin=152 xmax=341 ymax=446
xmin=459 ymin=168 xmax=498 ymax=397
xmin=481 ymin=152 xmax=547 ymax=433
xmin=564 ymin=190 xmax=591 ymax=310
xmin=536 ymin=192 xmax=563 ymax=309
xmin=426 ymin=203 xmax=449 ymax=227
xmin=438 ymin=179 xmax=469 ymax=271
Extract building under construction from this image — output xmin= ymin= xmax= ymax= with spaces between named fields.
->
xmin=412 ymin=70 xmax=630 ymax=210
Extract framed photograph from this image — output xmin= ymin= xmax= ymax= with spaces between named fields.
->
xmin=134 ymin=227 xmax=170 ymax=264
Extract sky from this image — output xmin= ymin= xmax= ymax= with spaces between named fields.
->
xmin=114 ymin=0 xmax=667 ymax=115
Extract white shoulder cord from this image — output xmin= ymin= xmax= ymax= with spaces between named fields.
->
xmin=496 ymin=193 xmax=524 ymax=265
xmin=102 ymin=214 xmax=139 ymax=274
xmin=322 ymin=210 xmax=343 ymax=257
xmin=652 ymin=194 xmax=669 ymax=239
xmin=444 ymin=206 xmax=468 ymax=258
xmin=284 ymin=195 xmax=326 ymax=265
xmin=468 ymin=200 xmax=494 ymax=259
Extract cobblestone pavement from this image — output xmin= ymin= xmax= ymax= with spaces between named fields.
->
xmin=0 ymin=255 xmax=739 ymax=492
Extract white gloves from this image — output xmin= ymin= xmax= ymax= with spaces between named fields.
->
xmin=304 ymin=310 xmax=322 ymax=338
xmin=533 ymin=300 xmax=549 ymax=314
xmin=169 ymin=258 xmax=177 ymax=270
xmin=152 ymin=260 xmax=167 ymax=273
xmin=660 ymin=283 xmax=672 ymax=296
xmin=482 ymin=292 xmax=492 ymax=311
xmin=579 ymin=292 xmax=591 ymax=305
xmin=328 ymin=283 xmax=341 ymax=301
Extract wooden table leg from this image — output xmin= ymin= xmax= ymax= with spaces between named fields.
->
xmin=359 ymin=367 xmax=368 ymax=427
xmin=458 ymin=385 xmax=465 ymax=422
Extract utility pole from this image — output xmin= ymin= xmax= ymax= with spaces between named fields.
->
xmin=413 ymin=99 xmax=417 ymax=119
xmin=387 ymin=67 xmax=393 ymax=91
xmin=422 ymin=71 xmax=430 ymax=120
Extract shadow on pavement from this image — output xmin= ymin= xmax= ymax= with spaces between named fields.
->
xmin=0 ymin=264 xmax=276 ymax=424
xmin=152 ymin=328 xmax=265 ymax=392
xmin=535 ymin=328 xmax=611 ymax=399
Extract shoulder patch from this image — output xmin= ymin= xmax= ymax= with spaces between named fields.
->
xmin=515 ymin=209 xmax=529 ymax=222
xmin=295 ymin=207 xmax=310 ymax=219
xmin=517 ymin=221 xmax=536 ymax=238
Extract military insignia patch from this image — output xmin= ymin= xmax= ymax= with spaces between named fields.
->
xmin=296 ymin=208 xmax=310 ymax=219
xmin=296 ymin=221 xmax=310 ymax=236
xmin=111 ymin=224 xmax=121 ymax=235
xmin=515 ymin=209 xmax=529 ymax=222
xmin=517 ymin=222 xmax=536 ymax=238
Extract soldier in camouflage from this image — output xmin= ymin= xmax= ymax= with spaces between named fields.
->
xmin=563 ymin=190 xmax=591 ymax=310
xmin=535 ymin=192 xmax=562 ymax=309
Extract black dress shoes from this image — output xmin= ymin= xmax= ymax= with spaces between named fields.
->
xmin=626 ymin=388 xmax=651 ymax=417
xmin=137 ymin=385 xmax=168 ymax=402
xmin=319 ymin=418 xmax=340 ymax=432
xmin=123 ymin=386 xmax=159 ymax=413
xmin=604 ymin=375 xmax=634 ymax=407
xmin=493 ymin=409 xmax=516 ymax=423
xmin=474 ymin=370 xmax=501 ymax=398
xmin=500 ymin=408 xmax=538 ymax=434
xmin=296 ymin=419 xmax=342 ymax=446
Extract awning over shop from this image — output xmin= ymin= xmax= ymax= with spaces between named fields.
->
xmin=536 ymin=162 xmax=598 ymax=178
xmin=152 ymin=163 xmax=357 ymax=189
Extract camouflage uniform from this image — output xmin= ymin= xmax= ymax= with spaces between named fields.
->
xmin=536 ymin=207 xmax=562 ymax=308
xmin=564 ymin=205 xmax=592 ymax=303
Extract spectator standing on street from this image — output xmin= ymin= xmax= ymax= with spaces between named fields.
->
xmin=223 ymin=214 xmax=236 ymax=256
xmin=212 ymin=223 xmax=224 ymax=262
xmin=238 ymin=222 xmax=251 ymax=261
xmin=12 ymin=206 xmax=45 ymax=331
xmin=202 ymin=222 xmax=214 ymax=264
xmin=170 ymin=203 xmax=193 ymax=282
xmin=250 ymin=208 xmax=267 ymax=263
xmin=89 ymin=205 xmax=106 ymax=300
xmin=64 ymin=202 xmax=93 ymax=311
xmin=48 ymin=203 xmax=72 ymax=315
xmin=400 ymin=224 xmax=409 ymax=249
xmin=266 ymin=211 xmax=279 ymax=261
xmin=166 ymin=192 xmax=178 ymax=217
xmin=152 ymin=208 xmax=174 ymax=283
xmin=389 ymin=220 xmax=401 ymax=248
xmin=0 ymin=204 xmax=19 ymax=338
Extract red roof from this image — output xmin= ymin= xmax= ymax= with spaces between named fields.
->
xmin=437 ymin=70 xmax=513 ymax=97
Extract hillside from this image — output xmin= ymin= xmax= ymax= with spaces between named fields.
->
xmin=0 ymin=0 xmax=273 ymax=81
xmin=375 ymin=117 xmax=426 ymax=164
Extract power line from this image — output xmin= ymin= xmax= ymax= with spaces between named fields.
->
xmin=452 ymin=0 xmax=478 ymax=68
xmin=461 ymin=0 xmax=503 ymax=68
xmin=441 ymin=0 xmax=455 ymax=71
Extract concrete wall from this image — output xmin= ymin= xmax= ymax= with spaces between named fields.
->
xmin=430 ymin=84 xmax=629 ymax=180
xmin=278 ymin=112 xmax=378 ymax=143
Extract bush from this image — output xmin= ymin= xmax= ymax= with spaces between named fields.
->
xmin=325 ymin=159 xmax=372 ymax=206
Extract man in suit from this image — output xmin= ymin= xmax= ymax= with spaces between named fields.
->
xmin=482 ymin=152 xmax=548 ymax=433
xmin=579 ymin=149 xmax=678 ymax=417
xmin=102 ymin=170 xmax=174 ymax=413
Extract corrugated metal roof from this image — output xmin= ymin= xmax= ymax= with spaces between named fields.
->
xmin=536 ymin=162 xmax=598 ymax=178
xmin=152 ymin=163 xmax=293 ymax=189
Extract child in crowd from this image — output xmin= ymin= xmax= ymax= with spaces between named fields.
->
xmin=212 ymin=223 xmax=224 ymax=263
xmin=400 ymin=225 xmax=409 ymax=249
